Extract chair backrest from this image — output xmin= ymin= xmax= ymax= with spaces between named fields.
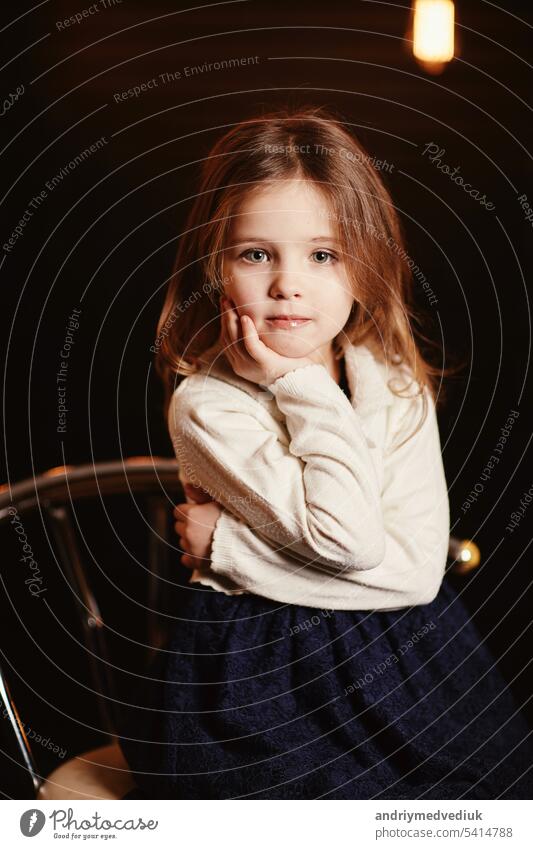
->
xmin=0 ymin=456 xmax=480 ymax=798
xmin=0 ymin=457 xmax=181 ymax=798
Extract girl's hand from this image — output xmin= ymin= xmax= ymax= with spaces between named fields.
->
xmin=219 ymin=297 xmax=323 ymax=385
xmin=173 ymin=498 xmax=222 ymax=570
xmin=183 ymin=482 xmax=212 ymax=504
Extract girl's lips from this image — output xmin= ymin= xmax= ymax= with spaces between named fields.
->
xmin=265 ymin=318 xmax=312 ymax=329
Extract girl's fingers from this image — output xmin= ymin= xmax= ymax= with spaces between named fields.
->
xmin=220 ymin=299 xmax=236 ymax=351
xmin=225 ymin=301 xmax=240 ymax=343
xmin=183 ymin=483 xmax=211 ymax=504
xmin=182 ymin=552 xmax=204 ymax=569
xmin=221 ymin=297 xmax=264 ymax=366
xmin=174 ymin=514 xmax=189 ymax=533
xmin=222 ymin=302 xmax=246 ymax=372
xmin=240 ymin=315 xmax=264 ymax=361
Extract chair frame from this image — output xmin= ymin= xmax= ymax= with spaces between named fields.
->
xmin=0 ymin=456 xmax=478 ymax=799
xmin=0 ymin=457 xmax=181 ymax=798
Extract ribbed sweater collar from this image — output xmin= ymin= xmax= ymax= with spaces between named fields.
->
xmin=196 ymin=335 xmax=397 ymax=418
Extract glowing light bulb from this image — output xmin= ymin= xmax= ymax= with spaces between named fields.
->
xmin=412 ymin=0 xmax=455 ymax=73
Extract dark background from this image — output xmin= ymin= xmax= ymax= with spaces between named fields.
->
xmin=1 ymin=0 xmax=532 ymax=795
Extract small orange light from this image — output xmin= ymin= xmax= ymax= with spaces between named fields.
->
xmin=454 ymin=540 xmax=481 ymax=575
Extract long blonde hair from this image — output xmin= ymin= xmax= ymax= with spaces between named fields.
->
xmin=155 ymin=104 xmax=462 ymax=434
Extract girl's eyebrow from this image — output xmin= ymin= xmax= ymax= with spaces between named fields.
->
xmin=232 ymin=235 xmax=342 ymax=244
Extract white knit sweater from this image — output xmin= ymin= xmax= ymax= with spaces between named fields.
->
xmin=168 ymin=337 xmax=450 ymax=611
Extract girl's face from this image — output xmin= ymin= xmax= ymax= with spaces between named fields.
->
xmin=221 ymin=179 xmax=354 ymax=362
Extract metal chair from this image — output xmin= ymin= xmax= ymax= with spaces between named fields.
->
xmin=0 ymin=457 xmax=480 ymax=800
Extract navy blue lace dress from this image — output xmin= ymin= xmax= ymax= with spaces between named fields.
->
xmin=119 ymin=358 xmax=533 ymax=799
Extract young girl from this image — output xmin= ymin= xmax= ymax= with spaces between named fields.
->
xmin=119 ymin=106 xmax=533 ymax=799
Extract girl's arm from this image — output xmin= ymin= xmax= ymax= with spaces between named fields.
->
xmin=169 ymin=361 xmax=385 ymax=574
xmin=207 ymin=386 xmax=450 ymax=610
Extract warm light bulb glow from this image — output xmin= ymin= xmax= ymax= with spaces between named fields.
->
xmin=413 ymin=0 xmax=455 ymax=64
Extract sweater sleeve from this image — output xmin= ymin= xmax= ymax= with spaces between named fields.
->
xmin=169 ymin=362 xmax=386 ymax=573
xmin=208 ymin=384 xmax=450 ymax=610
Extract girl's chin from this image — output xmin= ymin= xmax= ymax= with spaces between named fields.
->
xmin=259 ymin=335 xmax=318 ymax=359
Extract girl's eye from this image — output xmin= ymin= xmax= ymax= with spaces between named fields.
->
xmin=312 ymin=250 xmax=337 ymax=264
xmin=241 ymin=249 xmax=269 ymax=263
xmin=239 ymin=248 xmax=338 ymax=264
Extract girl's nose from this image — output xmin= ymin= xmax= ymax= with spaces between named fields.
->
xmin=268 ymin=272 xmax=304 ymax=300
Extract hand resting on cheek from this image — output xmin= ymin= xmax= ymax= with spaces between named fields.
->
xmin=219 ymin=296 xmax=324 ymax=386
